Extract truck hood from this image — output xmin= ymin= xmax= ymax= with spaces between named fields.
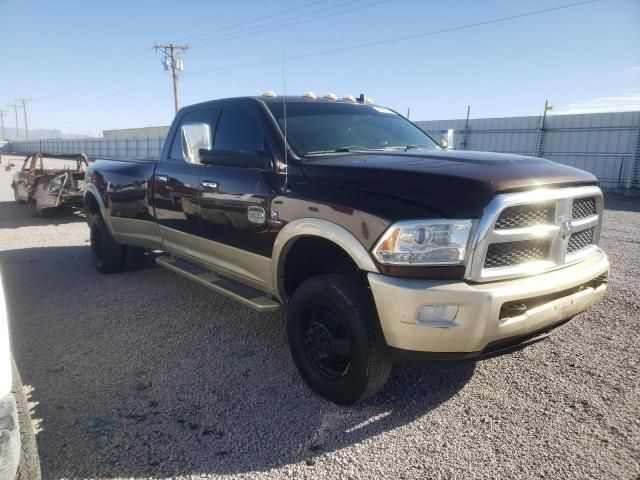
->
xmin=299 ymin=150 xmax=598 ymax=218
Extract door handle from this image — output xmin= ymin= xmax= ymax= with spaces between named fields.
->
xmin=200 ymin=181 xmax=219 ymax=190
xmin=156 ymin=174 xmax=168 ymax=182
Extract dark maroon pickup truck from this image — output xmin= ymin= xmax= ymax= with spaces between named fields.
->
xmin=84 ymin=93 xmax=609 ymax=404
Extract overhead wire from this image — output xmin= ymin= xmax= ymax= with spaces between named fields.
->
xmin=188 ymin=0 xmax=383 ymax=47
xmin=190 ymin=0 xmax=599 ymax=75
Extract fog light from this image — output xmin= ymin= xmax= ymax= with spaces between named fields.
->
xmin=417 ymin=305 xmax=458 ymax=324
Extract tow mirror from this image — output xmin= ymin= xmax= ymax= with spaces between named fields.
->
xmin=439 ymin=129 xmax=454 ymax=150
xmin=181 ymin=123 xmax=212 ymax=164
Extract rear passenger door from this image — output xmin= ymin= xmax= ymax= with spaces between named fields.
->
xmin=154 ymin=107 xmax=218 ymax=253
xmin=198 ymin=102 xmax=278 ymax=259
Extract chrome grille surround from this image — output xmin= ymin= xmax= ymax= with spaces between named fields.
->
xmin=465 ymin=186 xmax=603 ymax=282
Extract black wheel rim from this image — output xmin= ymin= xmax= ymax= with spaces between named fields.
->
xmin=303 ymin=305 xmax=352 ymax=378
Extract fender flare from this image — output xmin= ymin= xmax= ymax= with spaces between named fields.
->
xmin=271 ymin=218 xmax=380 ymax=300
xmin=84 ymin=184 xmax=114 ymax=233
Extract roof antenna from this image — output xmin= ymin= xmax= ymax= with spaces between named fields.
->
xmin=282 ymin=51 xmax=289 ymax=191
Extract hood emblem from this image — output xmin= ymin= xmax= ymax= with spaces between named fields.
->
xmin=559 ymin=217 xmax=573 ymax=240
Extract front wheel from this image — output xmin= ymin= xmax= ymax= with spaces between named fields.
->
xmin=287 ymin=274 xmax=392 ymax=404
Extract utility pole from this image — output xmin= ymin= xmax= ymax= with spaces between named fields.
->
xmin=15 ymin=98 xmax=32 ymax=141
xmin=153 ymin=43 xmax=190 ymax=113
xmin=7 ymin=104 xmax=19 ymax=141
xmin=0 ymin=110 xmax=7 ymax=141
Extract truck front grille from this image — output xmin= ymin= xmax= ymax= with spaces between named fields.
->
xmin=465 ymin=186 xmax=603 ymax=282
xmin=494 ymin=203 xmax=555 ymax=229
xmin=484 ymin=240 xmax=551 ymax=268
xmin=567 ymin=227 xmax=594 ymax=253
xmin=572 ymin=197 xmax=596 ymax=219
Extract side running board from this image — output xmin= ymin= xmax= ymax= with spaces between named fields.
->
xmin=156 ymin=255 xmax=281 ymax=312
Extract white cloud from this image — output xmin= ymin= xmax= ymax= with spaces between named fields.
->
xmin=625 ymin=66 xmax=640 ymax=73
xmin=552 ymin=92 xmax=640 ymax=115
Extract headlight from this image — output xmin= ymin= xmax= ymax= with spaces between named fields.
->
xmin=373 ymin=220 xmax=473 ymax=265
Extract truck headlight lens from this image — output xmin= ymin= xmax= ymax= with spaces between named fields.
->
xmin=373 ymin=220 xmax=473 ymax=265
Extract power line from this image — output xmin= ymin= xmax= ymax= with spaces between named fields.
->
xmin=180 ymin=0 xmax=331 ymax=44
xmin=189 ymin=0 xmax=382 ymax=47
xmin=66 ymin=49 xmax=155 ymax=95
xmin=15 ymin=98 xmax=33 ymax=142
xmin=20 ymin=0 xmax=599 ymax=128
xmin=191 ymin=0 xmax=599 ymax=75
xmin=154 ymin=43 xmax=190 ymax=113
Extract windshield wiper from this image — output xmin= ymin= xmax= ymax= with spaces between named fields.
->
xmin=383 ymin=144 xmax=435 ymax=151
xmin=305 ymin=146 xmax=385 ymax=156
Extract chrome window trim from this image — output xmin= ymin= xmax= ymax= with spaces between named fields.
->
xmin=464 ymin=185 xmax=603 ymax=282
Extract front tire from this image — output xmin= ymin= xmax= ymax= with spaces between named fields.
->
xmin=287 ymin=274 xmax=392 ymax=404
xmin=90 ymin=214 xmax=125 ymax=273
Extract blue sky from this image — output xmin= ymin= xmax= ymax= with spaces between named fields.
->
xmin=1 ymin=0 xmax=639 ymax=135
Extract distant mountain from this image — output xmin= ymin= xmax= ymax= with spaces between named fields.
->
xmin=1 ymin=127 xmax=93 ymax=141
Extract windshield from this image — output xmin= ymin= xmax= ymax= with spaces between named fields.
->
xmin=266 ymin=101 xmax=440 ymax=157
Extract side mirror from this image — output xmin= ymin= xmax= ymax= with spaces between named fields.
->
xmin=199 ymin=149 xmax=270 ymax=169
xmin=181 ymin=123 xmax=212 ymax=164
xmin=439 ymin=129 xmax=454 ymax=150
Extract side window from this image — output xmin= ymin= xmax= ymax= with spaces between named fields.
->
xmin=168 ymin=108 xmax=217 ymax=163
xmin=213 ymin=104 xmax=269 ymax=154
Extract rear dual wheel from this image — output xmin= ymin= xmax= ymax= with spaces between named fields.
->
xmin=90 ymin=214 xmax=125 ymax=273
xmin=90 ymin=214 xmax=146 ymax=273
xmin=287 ymin=274 xmax=392 ymax=405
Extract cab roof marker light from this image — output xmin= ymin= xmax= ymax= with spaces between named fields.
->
xmin=323 ymin=93 xmax=338 ymax=101
xmin=262 ymin=90 xmax=277 ymax=98
xmin=302 ymin=92 xmax=317 ymax=100
xmin=343 ymin=95 xmax=356 ymax=102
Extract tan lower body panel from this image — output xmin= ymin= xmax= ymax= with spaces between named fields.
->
xmin=158 ymin=225 xmax=274 ymax=295
xmin=110 ymin=217 xmax=163 ymax=250
xmin=369 ymin=249 xmax=610 ymax=353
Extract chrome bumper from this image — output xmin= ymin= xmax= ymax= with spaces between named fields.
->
xmin=369 ymin=249 xmax=609 ymax=354
xmin=0 ymin=393 xmax=19 ymax=480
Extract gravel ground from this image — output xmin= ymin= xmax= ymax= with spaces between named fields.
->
xmin=0 ymin=155 xmax=638 ymax=479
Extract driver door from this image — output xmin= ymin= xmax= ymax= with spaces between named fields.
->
xmin=154 ymin=107 xmax=218 ymax=257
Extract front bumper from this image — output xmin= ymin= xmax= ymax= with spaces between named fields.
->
xmin=0 ymin=393 xmax=20 ymax=480
xmin=369 ymin=249 xmax=609 ymax=357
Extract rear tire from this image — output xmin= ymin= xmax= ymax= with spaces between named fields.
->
xmin=12 ymin=359 xmax=41 ymax=480
xmin=90 ymin=214 xmax=125 ymax=274
xmin=287 ymin=273 xmax=392 ymax=404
